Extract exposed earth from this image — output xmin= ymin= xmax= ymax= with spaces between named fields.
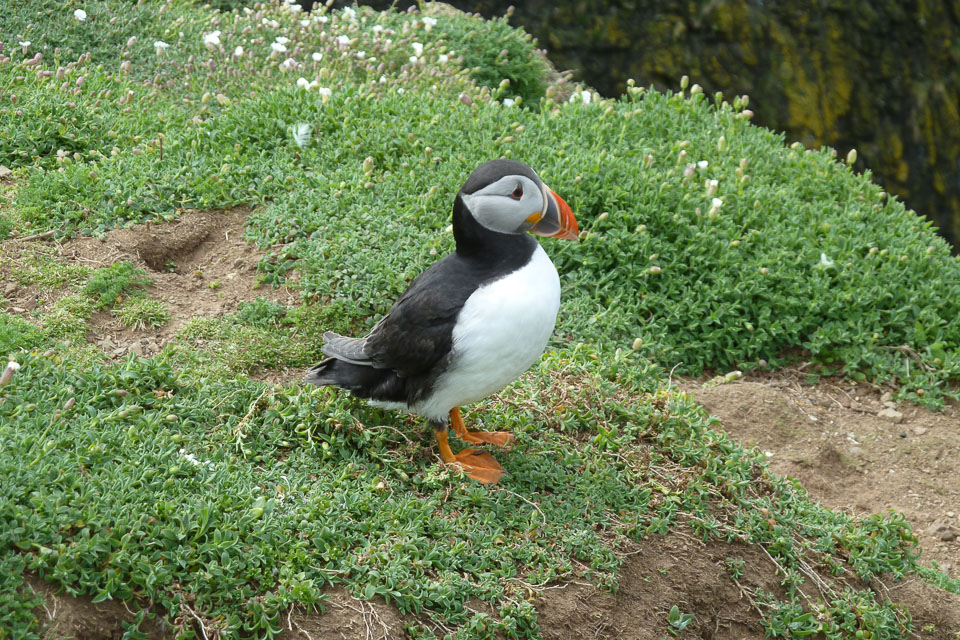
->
xmin=4 ymin=209 xmax=959 ymax=638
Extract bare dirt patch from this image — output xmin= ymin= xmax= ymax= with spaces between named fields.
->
xmin=24 ymin=574 xmax=166 ymax=640
xmin=679 ymin=372 xmax=960 ymax=576
xmin=3 ymin=207 xmax=299 ymax=358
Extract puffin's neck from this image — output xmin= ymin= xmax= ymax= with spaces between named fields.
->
xmin=452 ymin=194 xmax=536 ymax=262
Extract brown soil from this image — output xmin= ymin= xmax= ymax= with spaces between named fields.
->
xmin=6 ymin=210 xmax=960 ymax=638
xmin=679 ymin=372 xmax=960 ymax=577
xmin=2 ymin=207 xmax=299 ymax=358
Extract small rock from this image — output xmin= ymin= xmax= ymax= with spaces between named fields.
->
xmin=883 ymin=401 xmax=898 ymax=409
xmin=849 ymin=446 xmax=863 ymax=456
xmin=128 ymin=341 xmax=143 ymax=356
xmin=947 ymin=511 xmax=956 ymax=518
xmin=12 ymin=306 xmax=26 ymax=313
xmin=877 ymin=407 xmax=904 ymax=423
xmin=927 ymin=520 xmax=958 ymax=542
xmin=912 ymin=426 xmax=928 ymax=436
xmin=3 ymin=282 xmax=17 ymax=296
xmin=880 ymin=391 xmax=894 ymax=404
xmin=0 ymin=165 xmax=11 ymax=178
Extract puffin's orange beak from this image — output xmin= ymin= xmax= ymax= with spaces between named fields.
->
xmin=530 ymin=186 xmax=580 ymax=241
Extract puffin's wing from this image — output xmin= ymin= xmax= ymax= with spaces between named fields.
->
xmin=320 ymin=332 xmax=371 ymax=365
xmin=362 ymin=255 xmax=477 ymax=378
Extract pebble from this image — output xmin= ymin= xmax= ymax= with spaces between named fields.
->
xmin=927 ymin=519 xmax=958 ymax=542
xmin=878 ymin=407 xmax=904 ymax=423
xmin=3 ymin=282 xmax=17 ymax=296
xmin=913 ymin=426 xmax=927 ymax=436
xmin=880 ymin=391 xmax=894 ymax=404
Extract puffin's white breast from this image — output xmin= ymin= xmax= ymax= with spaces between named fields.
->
xmin=415 ymin=243 xmax=561 ymax=421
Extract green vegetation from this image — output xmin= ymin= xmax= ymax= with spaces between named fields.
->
xmin=83 ymin=261 xmax=153 ymax=310
xmin=1 ymin=1 xmax=958 ymax=639
xmin=115 ymin=297 xmax=170 ymax=330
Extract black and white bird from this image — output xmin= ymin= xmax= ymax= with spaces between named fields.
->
xmin=304 ymin=159 xmax=579 ymax=483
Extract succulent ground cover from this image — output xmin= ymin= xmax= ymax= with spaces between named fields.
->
xmin=2 ymin=1 xmax=960 ymax=638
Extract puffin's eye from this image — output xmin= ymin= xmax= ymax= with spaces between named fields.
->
xmin=509 ymin=184 xmax=523 ymax=200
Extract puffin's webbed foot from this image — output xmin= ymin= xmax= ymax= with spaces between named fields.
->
xmin=449 ymin=407 xmax=515 ymax=448
xmin=434 ymin=425 xmax=504 ymax=484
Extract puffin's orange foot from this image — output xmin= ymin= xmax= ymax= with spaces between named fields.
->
xmin=449 ymin=449 xmax=505 ymax=484
xmin=449 ymin=407 xmax=514 ymax=448
xmin=458 ymin=430 xmax=515 ymax=447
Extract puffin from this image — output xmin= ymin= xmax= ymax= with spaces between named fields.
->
xmin=304 ymin=159 xmax=579 ymax=483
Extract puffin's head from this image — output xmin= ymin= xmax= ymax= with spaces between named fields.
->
xmin=458 ymin=159 xmax=579 ymax=241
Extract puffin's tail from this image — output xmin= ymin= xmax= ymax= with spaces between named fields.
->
xmin=303 ymin=358 xmax=341 ymax=387
xmin=305 ymin=331 xmax=376 ymax=387
xmin=303 ymin=357 xmax=396 ymax=398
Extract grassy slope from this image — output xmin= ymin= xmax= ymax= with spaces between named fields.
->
xmin=2 ymin=1 xmax=960 ymax=638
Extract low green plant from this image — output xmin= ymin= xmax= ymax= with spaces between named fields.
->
xmin=114 ymin=297 xmax=170 ymax=330
xmin=667 ymin=604 xmax=694 ymax=635
xmin=82 ymin=261 xmax=152 ymax=310
xmin=234 ymin=298 xmax=289 ymax=328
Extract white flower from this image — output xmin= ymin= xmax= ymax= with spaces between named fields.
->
xmin=372 ymin=25 xmax=383 ymax=33
xmin=203 ymin=31 xmax=221 ymax=47
xmin=275 ymin=36 xmax=289 ymax=45
xmin=281 ymin=57 xmax=298 ymax=70
xmin=234 ymin=45 xmax=244 ymax=57
xmin=261 ymin=18 xmax=280 ymax=28
xmin=438 ymin=54 xmax=448 ymax=64
xmin=153 ymin=40 xmax=169 ymax=55
xmin=297 ymin=77 xmax=309 ymax=87
xmin=706 ymin=179 xmax=718 ymax=197
xmin=356 ymin=51 xmax=366 ymax=59
xmin=581 ymin=90 xmax=592 ymax=105
xmin=19 ymin=41 xmax=31 ymax=53
xmin=301 ymin=19 xmax=311 ymax=27
xmin=337 ymin=35 xmax=351 ymax=46
xmin=5 ymin=362 xmax=19 ymax=371
xmin=411 ymin=42 xmax=423 ymax=56
xmin=379 ymin=75 xmax=387 ymax=83
xmin=502 ymin=98 xmax=515 ymax=107
xmin=423 ymin=16 xmax=437 ymax=27
xmin=317 ymin=86 xmax=332 ymax=102
xmin=74 ymin=9 xmax=87 ymax=21
xmin=271 ymin=42 xmax=288 ymax=53
xmin=697 ymin=160 xmax=708 ymax=170
xmin=409 ymin=56 xmax=418 ymax=64
xmin=315 ymin=15 xmax=329 ymax=23
xmin=342 ymin=7 xmax=356 ymax=20
xmin=284 ymin=1 xmax=302 ymax=12
xmin=819 ymin=253 xmax=835 ymax=268
xmin=311 ymin=52 xmax=323 ymax=61
xmin=708 ymin=197 xmax=723 ymax=218
xmin=398 ymin=87 xmax=406 ymax=94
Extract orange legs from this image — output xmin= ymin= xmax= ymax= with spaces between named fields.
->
xmin=432 ymin=408 xmax=514 ymax=484
xmin=434 ymin=426 xmax=504 ymax=484
xmin=449 ymin=407 xmax=515 ymax=447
